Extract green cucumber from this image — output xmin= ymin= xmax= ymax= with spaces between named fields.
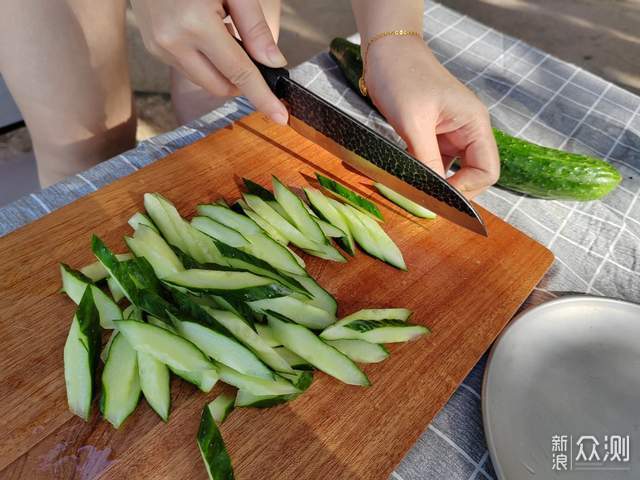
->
xmin=316 ymin=173 xmax=383 ymax=221
xmin=128 ymin=212 xmax=159 ymax=233
xmin=138 ymin=350 xmax=171 ymax=421
xmin=163 ymin=269 xmax=291 ymax=301
xmin=272 ymin=176 xmax=326 ymax=244
xmin=333 ymin=201 xmax=383 ymax=258
xmin=243 ymin=194 xmax=320 ymax=250
xmin=255 ymin=323 xmax=281 ymax=347
xmin=63 ymin=287 xmax=101 ymax=420
xmin=80 ymin=253 xmax=133 ymax=282
xmin=316 ymin=218 xmax=346 ymax=238
xmin=325 ymin=339 xmax=389 ymax=363
xmin=216 ymin=363 xmax=299 ymax=396
xmin=249 ymin=296 xmax=336 ymax=330
xmin=101 ymin=329 xmax=118 ymax=363
xmin=237 ymin=200 xmax=289 ymax=245
xmin=275 ymin=346 xmax=313 ymax=370
xmin=374 ymin=182 xmax=436 ymax=219
xmin=100 ymin=332 xmax=141 ymax=428
xmin=203 ymin=307 xmax=294 ymax=374
xmin=242 ymin=233 xmax=306 ymax=275
xmin=125 ymin=224 xmax=185 ymax=279
xmin=208 ymin=392 xmax=235 ymax=424
xmin=304 ymin=187 xmax=356 ymax=255
xmin=114 ymin=320 xmax=217 ymax=376
xmin=330 ymin=37 xmax=622 ymax=201
xmin=234 ymin=370 xmax=312 ymax=408
xmin=351 ymin=206 xmax=406 ymax=270
xmin=197 ymin=403 xmax=234 ymax=480
xmin=320 ymin=309 xmax=428 ymax=343
xmin=175 ymin=319 xmax=273 ymax=380
xmin=291 ymin=274 xmax=337 ymax=315
xmin=192 ymin=216 xmax=249 ymax=248
xmin=267 ymin=312 xmax=369 ymax=386
xmin=60 ymin=264 xmax=122 ymax=329
xmin=197 ymin=203 xmax=262 ymax=236
xmin=107 ymin=276 xmax=125 ymax=303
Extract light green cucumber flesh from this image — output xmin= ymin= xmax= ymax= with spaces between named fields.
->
xmin=138 ymin=351 xmax=171 ymax=421
xmin=374 ymin=182 xmax=436 ymax=219
xmin=208 ymin=392 xmax=236 ymax=424
xmin=352 ymin=207 xmax=406 ymax=270
xmin=242 ymin=233 xmax=306 ymax=275
xmin=255 ymin=323 xmax=281 ymax=347
xmin=275 ymin=346 xmax=313 ymax=370
xmin=238 ymin=201 xmax=289 ymax=245
xmin=333 ymin=202 xmax=384 ymax=259
xmin=272 ymin=176 xmax=326 ymax=244
xmin=249 ymin=296 xmax=336 ymax=330
xmin=203 ymin=307 xmax=294 ymax=374
xmin=304 ymin=187 xmax=356 ymax=255
xmin=216 ymin=363 xmax=299 ymax=396
xmin=197 ymin=203 xmax=262 ymax=236
xmin=128 ymin=212 xmax=159 ymax=233
xmin=126 ymin=224 xmax=184 ymax=279
xmin=177 ymin=320 xmax=273 ymax=380
xmin=321 ymin=319 xmax=429 ymax=343
xmin=325 ymin=339 xmax=389 ymax=363
xmin=80 ymin=253 xmax=133 ymax=282
xmin=291 ymin=274 xmax=337 ymax=315
xmin=101 ymin=332 xmax=141 ymax=428
xmin=267 ymin=313 xmax=369 ymax=386
xmin=192 ymin=216 xmax=249 ymax=248
xmin=340 ymin=308 xmax=412 ymax=322
xmin=106 ymin=277 xmax=125 ymax=304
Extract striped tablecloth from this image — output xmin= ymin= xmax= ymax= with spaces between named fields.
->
xmin=2 ymin=2 xmax=639 ymax=479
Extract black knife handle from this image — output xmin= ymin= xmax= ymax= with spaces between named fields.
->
xmin=235 ymin=39 xmax=289 ymax=93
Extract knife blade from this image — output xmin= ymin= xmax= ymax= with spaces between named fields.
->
xmin=253 ymin=60 xmax=487 ymax=236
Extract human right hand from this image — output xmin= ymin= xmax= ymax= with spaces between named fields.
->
xmin=131 ymin=0 xmax=289 ymax=124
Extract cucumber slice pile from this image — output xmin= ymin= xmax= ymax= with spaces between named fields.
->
xmin=58 ymin=185 xmax=431 ymax=479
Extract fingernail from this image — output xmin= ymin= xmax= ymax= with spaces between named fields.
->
xmin=270 ymin=109 xmax=288 ymax=125
xmin=267 ymin=45 xmax=287 ymax=67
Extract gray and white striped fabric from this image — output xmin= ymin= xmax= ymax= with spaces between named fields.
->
xmin=1 ymin=2 xmax=638 ymax=478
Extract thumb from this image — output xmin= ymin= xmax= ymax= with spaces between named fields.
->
xmin=227 ymin=0 xmax=287 ymax=68
xmin=404 ymin=126 xmax=445 ymax=178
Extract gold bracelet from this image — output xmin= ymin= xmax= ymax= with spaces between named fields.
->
xmin=359 ymin=29 xmax=422 ymax=97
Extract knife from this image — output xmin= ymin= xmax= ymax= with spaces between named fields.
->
xmin=251 ymin=58 xmax=487 ymax=236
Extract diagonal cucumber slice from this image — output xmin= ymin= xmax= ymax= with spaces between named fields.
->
xmin=316 ymin=173 xmax=383 ymax=221
xmin=216 ymin=363 xmax=299 ymax=396
xmin=325 ymin=339 xmax=389 ymax=363
xmin=197 ymin=203 xmax=262 ymax=236
xmin=192 ymin=216 xmax=249 ymax=248
xmin=374 ymin=182 xmax=436 ymax=219
xmin=197 ymin=403 xmax=235 ymax=480
xmin=208 ymin=392 xmax=235 ymax=424
xmin=305 ymin=187 xmax=356 ymax=255
xmin=138 ymin=350 xmax=171 ymax=421
xmin=249 ymin=296 xmax=336 ymax=330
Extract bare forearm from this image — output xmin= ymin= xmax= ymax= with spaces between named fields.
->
xmin=350 ymin=0 xmax=423 ymax=44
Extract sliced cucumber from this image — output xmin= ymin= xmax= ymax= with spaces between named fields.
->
xmin=80 ymin=253 xmax=133 ymax=282
xmin=341 ymin=308 xmax=412 ymax=322
xmin=242 ymin=233 xmax=306 ymax=276
xmin=100 ymin=332 xmax=141 ymax=428
xmin=123 ymin=304 xmax=144 ymax=321
xmin=352 ymin=206 xmax=406 ymax=270
xmin=114 ymin=320 xmax=216 ymax=373
xmin=101 ymin=329 xmax=118 ymax=363
xmin=272 ymin=176 xmax=326 ymax=245
xmin=92 ymin=236 xmax=136 ymax=303
xmin=305 ymin=187 xmax=356 ymax=255
xmin=243 ymin=194 xmax=319 ymax=250
xmin=213 ymin=240 xmax=308 ymax=296
xmin=291 ymin=274 xmax=337 ymax=315
xmin=60 ymin=264 xmax=122 ymax=329
xmin=163 ymin=269 xmax=291 ymax=301
xmin=374 ymin=182 xmax=436 ymax=219
xmin=333 ymin=201 xmax=383 ymax=259
xmin=316 ymin=219 xmax=345 ymax=238
xmin=216 ymin=363 xmax=299 ymax=396
xmin=267 ymin=312 xmax=369 ymax=386
xmin=316 ymin=173 xmax=383 ymax=221
xmin=192 ymin=216 xmax=249 ymax=248
xmin=234 ymin=370 xmax=312 ymax=407
xmin=325 ymin=339 xmax=389 ymax=363
xmin=197 ymin=203 xmax=262 ymax=236
xmin=197 ymin=403 xmax=234 ymax=480
xmin=144 ymin=193 xmax=223 ymax=264
xmin=174 ymin=368 xmax=219 ymax=393
xmin=301 ymin=242 xmax=346 ymax=263
xmin=176 ymin=319 xmax=273 ymax=380
xmin=255 ymin=323 xmax=281 ymax=347
xmin=249 ymin=296 xmax=336 ymax=330
xmin=238 ymin=202 xmax=289 ymax=245
xmin=64 ymin=287 xmax=101 ymax=420
xmin=203 ymin=307 xmax=294 ymax=374
xmin=107 ymin=276 xmax=125 ymax=303
xmin=208 ymin=392 xmax=235 ymax=424
xmin=320 ymin=313 xmax=428 ymax=343
xmin=275 ymin=346 xmax=313 ymax=370
xmin=279 ymin=370 xmax=314 ymax=390
xmin=125 ymin=224 xmax=184 ymax=279
xmin=138 ymin=350 xmax=171 ymax=421
xmin=128 ymin=212 xmax=159 ymax=233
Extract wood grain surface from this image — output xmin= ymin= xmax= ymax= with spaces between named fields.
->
xmin=0 ymin=113 xmax=554 ymax=479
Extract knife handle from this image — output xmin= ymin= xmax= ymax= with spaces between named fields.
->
xmin=235 ymin=38 xmax=289 ymax=92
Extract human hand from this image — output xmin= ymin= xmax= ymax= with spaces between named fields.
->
xmin=131 ymin=0 xmax=288 ymax=124
xmin=364 ymin=36 xmax=500 ymax=198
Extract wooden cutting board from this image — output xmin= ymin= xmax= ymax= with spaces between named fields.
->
xmin=0 ymin=113 xmax=553 ymax=479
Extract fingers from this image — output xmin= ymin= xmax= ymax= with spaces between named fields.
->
xmin=226 ymin=0 xmax=286 ymax=67
xmin=399 ymin=117 xmax=446 ymax=177
xmin=447 ymin=120 xmax=500 ymax=198
xmin=199 ymin=13 xmax=288 ymax=124
xmin=174 ymin=49 xmax=239 ymax=98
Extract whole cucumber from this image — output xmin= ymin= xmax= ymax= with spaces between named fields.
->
xmin=329 ymin=37 xmax=621 ymax=201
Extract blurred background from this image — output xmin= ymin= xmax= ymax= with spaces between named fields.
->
xmin=1 ymin=0 xmax=638 ymax=206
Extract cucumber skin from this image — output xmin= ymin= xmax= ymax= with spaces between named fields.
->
xmin=329 ymin=38 xmax=622 ymax=201
xmin=197 ymin=405 xmax=235 ymax=480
